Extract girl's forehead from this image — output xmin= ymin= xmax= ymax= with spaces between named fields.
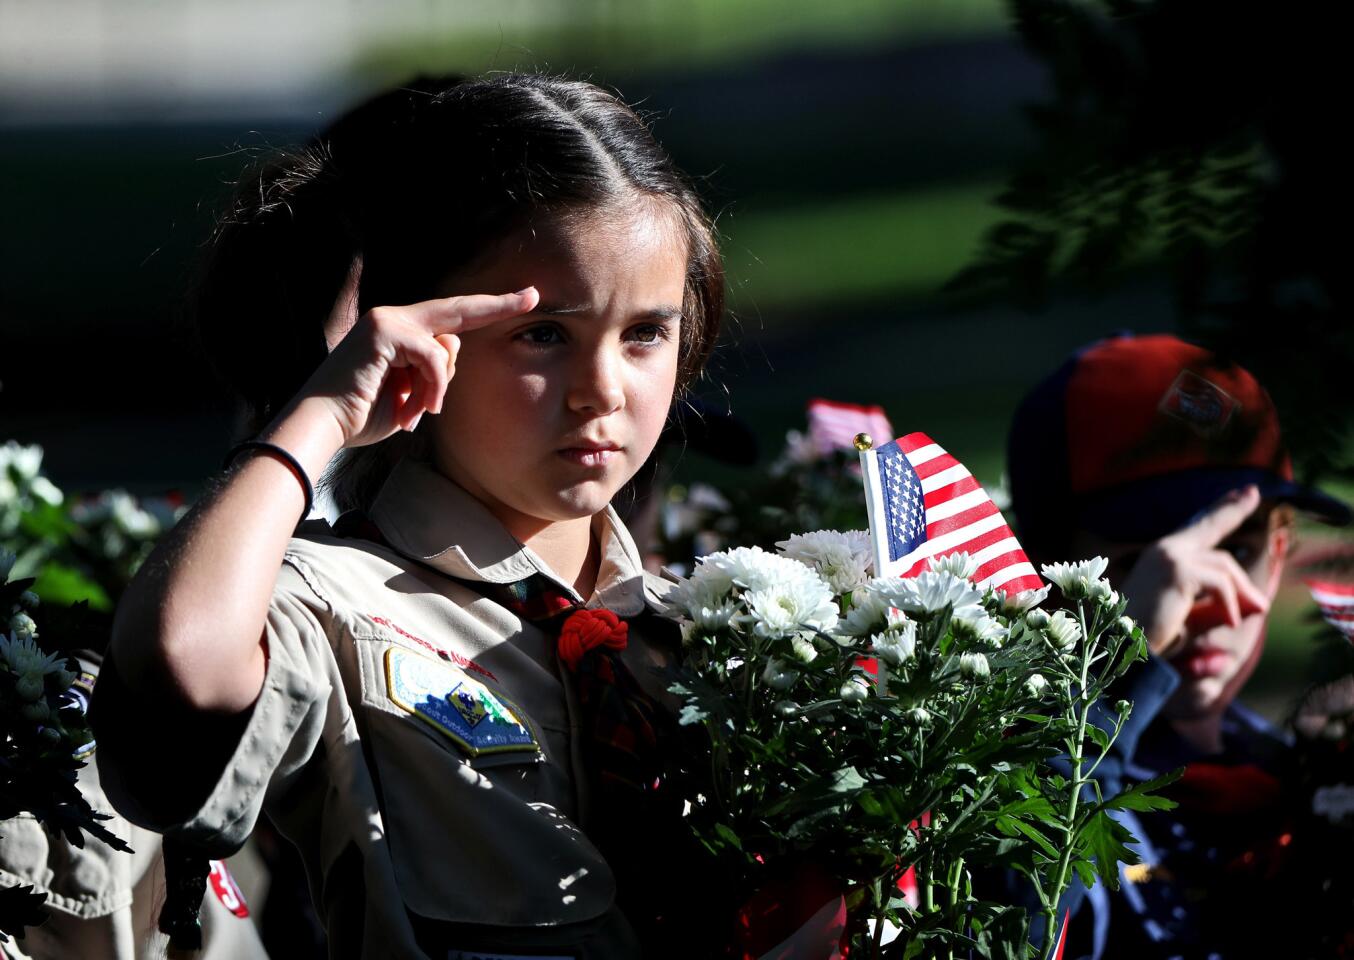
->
xmin=447 ymin=204 xmax=688 ymax=305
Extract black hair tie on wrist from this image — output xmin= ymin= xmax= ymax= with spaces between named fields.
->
xmin=223 ymin=440 xmax=315 ymax=518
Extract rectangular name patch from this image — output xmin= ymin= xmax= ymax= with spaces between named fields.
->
xmin=385 ymin=647 xmax=539 ymax=758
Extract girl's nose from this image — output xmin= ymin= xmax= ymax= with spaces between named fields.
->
xmin=566 ymin=345 xmax=625 ymax=416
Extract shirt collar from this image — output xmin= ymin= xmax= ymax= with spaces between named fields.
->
xmin=368 ymin=457 xmax=650 ymax=616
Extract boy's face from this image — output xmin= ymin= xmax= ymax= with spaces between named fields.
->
xmin=428 ymin=206 xmax=686 ymax=538
xmin=1073 ymin=505 xmax=1289 ymax=720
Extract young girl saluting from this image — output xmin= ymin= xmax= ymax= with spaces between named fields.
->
xmin=93 ymin=74 xmax=723 ymax=959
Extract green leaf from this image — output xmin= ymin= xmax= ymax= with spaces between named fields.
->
xmin=1077 ymin=812 xmax=1138 ymax=890
xmin=1098 ymin=768 xmax=1182 ymax=814
xmin=713 ymin=822 xmax=742 ymax=851
xmin=998 ymin=815 xmax=1060 ymax=859
xmin=30 ymin=562 xmax=112 ymax=611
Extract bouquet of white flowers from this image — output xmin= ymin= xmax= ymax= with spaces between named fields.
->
xmin=664 ymin=541 xmax=1176 ymax=959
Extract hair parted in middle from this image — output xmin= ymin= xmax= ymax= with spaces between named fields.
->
xmin=193 ymin=72 xmax=724 ymax=512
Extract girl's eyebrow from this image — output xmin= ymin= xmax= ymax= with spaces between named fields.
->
xmin=533 ymin=302 xmax=682 ymax=321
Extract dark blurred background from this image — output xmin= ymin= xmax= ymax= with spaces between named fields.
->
xmin=2 ymin=0 xmax=1349 ymax=715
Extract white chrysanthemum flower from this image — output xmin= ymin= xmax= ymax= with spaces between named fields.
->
xmin=839 ymin=580 xmax=897 ymax=636
xmin=907 ymin=706 xmax=930 ymax=724
xmin=788 ymin=636 xmax=819 ymax=664
xmin=107 ymin=491 xmax=159 ymax=538
xmin=664 ymin=573 xmax=735 ymax=621
xmin=0 ymin=631 xmax=62 ymax=682
xmin=28 ymin=476 xmax=64 ymax=508
xmin=762 ymin=658 xmax=799 ymax=691
xmin=776 ymin=429 xmax=818 ymax=470
xmin=871 ymin=621 xmax=917 ymax=667
xmin=887 ymin=571 xmax=984 ymax=617
xmin=743 ymin=577 xmax=839 ymax=641
xmin=1024 ymin=673 xmax=1048 ymax=697
xmin=839 ymin=676 xmax=871 ymax=702
xmin=1045 ymin=610 xmax=1083 ymax=652
xmin=997 ymin=584 xmax=1052 ymax=616
xmin=1117 ymin=615 xmax=1137 ymax=635
xmin=703 ymin=546 xmax=823 ymax=595
xmin=929 ymin=551 xmax=979 ymax=581
xmin=776 ymin=530 xmax=873 ymax=594
xmin=1025 ymin=608 xmax=1051 ymax=630
xmin=1041 ymin=558 xmax=1110 ymax=599
xmin=1 ymin=442 xmax=43 ymax=481
xmin=951 ymin=606 xmax=1008 ymax=647
xmin=960 ymin=651 xmax=990 ymax=680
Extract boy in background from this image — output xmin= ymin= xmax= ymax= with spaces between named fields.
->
xmin=1008 ymin=334 xmax=1350 ymax=959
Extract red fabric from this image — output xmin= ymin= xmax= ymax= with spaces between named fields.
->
xmin=735 ymin=861 xmax=848 ymax=959
xmin=557 ymin=608 xmax=629 ymax=672
xmin=1171 ymin=762 xmax=1282 ymax=816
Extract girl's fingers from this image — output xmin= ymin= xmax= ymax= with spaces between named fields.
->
xmin=435 ymin=334 xmax=461 ymax=380
xmin=403 ymin=287 xmax=539 ymax=335
xmin=1210 ymin=549 xmax=1271 ymax=616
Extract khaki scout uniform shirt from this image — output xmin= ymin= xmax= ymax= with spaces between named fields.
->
xmin=101 ymin=458 xmax=677 ymax=960
xmin=0 ymin=660 xmax=268 ymax=960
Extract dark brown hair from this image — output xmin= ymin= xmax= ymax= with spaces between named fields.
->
xmin=194 ymin=73 xmax=723 ymax=510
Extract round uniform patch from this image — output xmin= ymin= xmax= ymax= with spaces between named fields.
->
xmin=384 ymin=647 xmax=539 ymax=758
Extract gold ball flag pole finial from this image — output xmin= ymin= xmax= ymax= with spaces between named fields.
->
xmin=854 ymin=433 xmax=874 ymax=451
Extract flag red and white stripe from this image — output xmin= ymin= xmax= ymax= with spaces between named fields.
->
xmin=859 ymin=432 xmax=1043 ymax=596
xmin=807 ymin=398 xmax=894 ymax=457
xmin=1306 ymin=578 xmax=1354 ymax=641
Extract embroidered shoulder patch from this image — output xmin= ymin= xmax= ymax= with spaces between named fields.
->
xmin=384 ymin=647 xmax=539 ymax=758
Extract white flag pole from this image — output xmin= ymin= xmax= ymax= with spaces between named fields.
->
xmin=854 ymin=433 xmax=890 ymax=579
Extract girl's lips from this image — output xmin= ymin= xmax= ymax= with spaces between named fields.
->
xmin=556 ymin=447 xmax=620 ymax=467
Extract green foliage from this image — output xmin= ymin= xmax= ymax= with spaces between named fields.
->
xmin=952 ymin=0 xmax=1354 ymax=484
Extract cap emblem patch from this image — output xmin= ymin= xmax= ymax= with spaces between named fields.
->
xmin=1159 ymin=370 xmax=1238 ymax=437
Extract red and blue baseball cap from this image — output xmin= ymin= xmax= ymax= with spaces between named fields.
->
xmin=1008 ymin=334 xmax=1350 ymax=555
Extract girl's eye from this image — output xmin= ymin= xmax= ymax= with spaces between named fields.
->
xmin=516 ymin=324 xmax=565 ymax=346
xmin=628 ymin=323 xmax=672 ymax=345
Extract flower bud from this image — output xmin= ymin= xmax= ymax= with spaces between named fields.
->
xmin=789 ymin=636 xmax=818 ymax=664
xmin=1045 ymin=611 xmax=1082 ymax=652
xmin=1117 ymin=615 xmax=1136 ymax=635
xmin=773 ymin=700 xmax=800 ymax=718
xmin=761 ymin=659 xmax=798 ymax=691
xmin=959 ymin=652 xmax=990 ymax=681
xmin=1025 ymin=609 xmax=1050 ymax=630
xmin=1115 ymin=699 xmax=1132 ymax=717
xmin=1024 ymin=673 xmax=1048 ymax=697
xmin=39 ymin=726 xmax=62 ymax=744
xmin=839 ymin=676 xmax=871 ymax=702
xmin=9 ymin=613 xmax=36 ymax=641
xmin=907 ymin=706 xmax=930 ymax=725
xmin=18 ymin=591 xmax=39 ymax=611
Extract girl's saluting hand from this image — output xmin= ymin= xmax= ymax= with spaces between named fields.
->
xmin=304 ymin=287 xmax=541 ymax=448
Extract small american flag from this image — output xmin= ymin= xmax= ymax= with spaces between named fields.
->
xmin=807 ymin=398 xmax=893 ymax=457
xmin=1306 ymin=578 xmax=1354 ymax=641
xmin=859 ymin=432 xmax=1043 ymax=595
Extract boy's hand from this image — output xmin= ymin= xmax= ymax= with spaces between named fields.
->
xmin=1119 ymin=485 xmax=1271 ymax=659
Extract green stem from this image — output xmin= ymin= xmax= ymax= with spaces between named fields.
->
xmin=945 ymin=856 xmax=965 ymax=960
xmin=1041 ymin=603 xmax=1092 ymax=960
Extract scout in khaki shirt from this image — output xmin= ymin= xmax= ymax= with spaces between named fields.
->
xmin=92 ymin=73 xmax=725 ymax=958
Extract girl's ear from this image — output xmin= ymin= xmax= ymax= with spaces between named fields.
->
xmin=1264 ymin=524 xmax=1291 ymax=600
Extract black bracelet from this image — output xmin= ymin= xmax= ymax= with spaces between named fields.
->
xmin=223 ymin=440 xmax=315 ymax=518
